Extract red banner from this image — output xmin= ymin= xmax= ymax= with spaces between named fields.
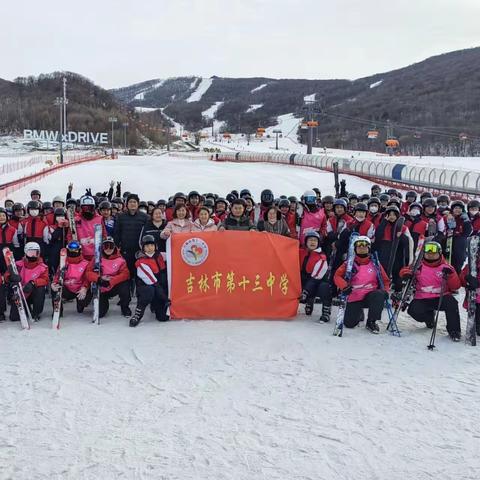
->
xmin=168 ymin=231 xmax=301 ymax=319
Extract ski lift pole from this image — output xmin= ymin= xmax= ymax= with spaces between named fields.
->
xmin=333 ymin=161 xmax=340 ymax=198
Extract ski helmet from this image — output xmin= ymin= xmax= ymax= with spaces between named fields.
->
xmin=348 ymin=193 xmax=358 ymax=201
xmin=278 ymin=199 xmax=290 ymax=209
xmin=420 ymin=192 xmax=433 ymax=203
xmin=322 ymin=195 xmax=335 ymax=205
xmin=226 ymin=193 xmax=237 ymax=204
xmin=156 ymin=199 xmax=167 ymax=207
xmin=303 ymin=190 xmax=317 ymax=206
xmin=450 ymin=200 xmax=465 ymax=212
xmin=52 ymin=195 xmax=65 ymax=206
xmin=371 ymin=184 xmax=381 ymax=194
xmin=367 ymin=197 xmax=380 ymax=206
xmin=423 ymin=198 xmax=437 ymax=209
xmin=42 ymin=201 xmax=53 ymax=213
xmin=288 ymin=196 xmax=298 ymax=203
xmin=333 ymin=198 xmax=347 ymax=209
xmin=66 ymin=240 xmax=81 ymax=257
xmin=66 ymin=198 xmax=77 ymax=209
xmin=384 ymin=205 xmax=400 ymax=216
xmin=80 ymin=196 xmax=95 ymax=207
xmin=360 ymin=194 xmax=370 ymax=203
xmin=102 ymin=237 xmax=115 ymax=248
xmin=354 ymin=235 xmax=371 ymax=248
xmin=231 ymin=197 xmax=246 ymax=208
xmin=406 ymin=191 xmax=417 ymax=201
xmin=436 ymin=194 xmax=450 ymax=205
xmin=304 ymin=230 xmax=321 ymax=246
xmin=240 ymin=189 xmax=251 ymax=198
xmin=99 ymin=200 xmax=112 ymax=211
xmin=353 ymin=202 xmax=368 ymax=212
xmin=379 ymin=193 xmax=390 ymax=203
xmin=24 ymin=241 xmax=40 ymax=257
xmin=387 ymin=197 xmax=401 ymax=207
xmin=467 ymin=199 xmax=480 ymax=210
xmin=173 ymin=192 xmax=187 ymax=203
xmin=141 ymin=235 xmax=156 ymax=247
xmin=27 ymin=200 xmax=41 ymax=212
xmin=30 ymin=189 xmax=41 ymax=198
xmin=260 ymin=189 xmax=274 ymax=205
xmin=408 ymin=202 xmax=423 ymax=213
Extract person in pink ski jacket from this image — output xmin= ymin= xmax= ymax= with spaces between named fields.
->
xmin=6 ymin=242 xmax=49 ymax=322
xmin=299 ymin=190 xmax=326 ymax=245
xmin=400 ymin=240 xmax=461 ymax=341
xmin=75 ymin=196 xmax=105 ymax=260
xmin=51 ymin=240 xmax=92 ymax=314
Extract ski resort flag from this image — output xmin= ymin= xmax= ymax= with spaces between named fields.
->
xmin=167 ymin=231 xmax=301 ymax=319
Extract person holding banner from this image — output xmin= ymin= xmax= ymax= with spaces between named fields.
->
xmin=192 ymin=207 xmax=218 ymax=232
xmin=257 ymin=207 xmax=291 ymax=237
xmin=160 ymin=205 xmax=194 ymax=239
xmin=218 ymin=198 xmax=256 ymax=231
xmin=299 ymin=231 xmax=332 ymax=322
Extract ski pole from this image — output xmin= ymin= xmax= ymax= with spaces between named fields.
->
xmin=427 ymin=273 xmax=447 ymax=350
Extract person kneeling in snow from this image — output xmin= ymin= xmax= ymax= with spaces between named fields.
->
xmin=129 ymin=235 xmax=169 ymax=327
xmin=86 ymin=237 xmax=131 ymax=318
xmin=6 ymin=242 xmax=49 ymax=322
xmin=51 ymin=241 xmax=92 ymax=314
xmin=299 ymin=231 xmax=332 ymax=322
xmin=400 ymin=241 xmax=461 ymax=341
xmin=334 ymin=236 xmax=390 ymax=333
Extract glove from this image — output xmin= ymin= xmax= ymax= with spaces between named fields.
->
xmin=442 ymin=267 xmax=453 ymax=276
xmin=9 ymin=272 xmax=21 ymax=284
xmin=465 ymin=274 xmax=479 ymax=290
xmin=400 ymin=267 xmax=413 ymax=280
xmin=77 ymin=287 xmax=87 ymax=300
xmin=341 ymin=285 xmax=353 ymax=296
xmin=51 ymin=283 xmax=60 ymax=292
xmin=23 ymin=280 xmax=35 ymax=295
xmin=98 ymin=278 xmax=110 ymax=288
xmin=85 ymin=188 xmax=92 ymax=196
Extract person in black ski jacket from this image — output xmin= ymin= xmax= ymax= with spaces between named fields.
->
xmin=113 ymin=193 xmax=148 ymax=278
xmin=448 ymin=200 xmax=472 ymax=273
xmin=139 ymin=207 xmax=167 ymax=252
xmin=373 ymin=206 xmax=413 ymax=296
xmin=218 ymin=198 xmax=255 ymax=231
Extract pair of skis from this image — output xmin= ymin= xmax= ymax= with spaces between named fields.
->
xmin=465 ymin=236 xmax=479 ymax=346
xmin=333 ymin=232 xmax=358 ymax=337
xmin=3 ymin=248 xmax=32 ymax=330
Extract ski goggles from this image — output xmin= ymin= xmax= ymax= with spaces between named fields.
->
xmin=424 ymin=243 xmax=440 ymax=254
xmin=102 ymin=241 xmax=115 ymax=250
xmin=354 ymin=240 xmax=370 ymax=248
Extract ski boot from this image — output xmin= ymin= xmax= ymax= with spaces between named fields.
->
xmin=0 ymin=313 xmax=5 ymax=322
xmin=390 ymin=290 xmax=402 ymax=309
xmin=299 ymin=290 xmax=308 ymax=304
xmin=305 ymin=299 xmax=314 ymax=316
xmin=425 ymin=318 xmax=434 ymax=329
xmin=122 ymin=306 xmax=132 ymax=318
xmin=366 ymin=319 xmax=379 ymax=334
xmin=129 ymin=307 xmax=144 ymax=327
xmin=476 ymin=320 xmax=480 ymax=336
xmin=449 ymin=331 xmax=461 ymax=342
xmin=317 ymin=305 xmax=331 ymax=323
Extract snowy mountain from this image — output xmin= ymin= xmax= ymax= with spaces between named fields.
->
xmin=110 ymin=47 xmax=480 ymax=153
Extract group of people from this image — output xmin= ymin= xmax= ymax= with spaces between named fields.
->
xmin=0 ymin=182 xmax=478 ymax=338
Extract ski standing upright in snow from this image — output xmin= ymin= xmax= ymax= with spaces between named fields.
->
xmin=91 ymin=224 xmax=102 ymax=325
xmin=3 ymin=247 xmax=30 ymax=330
xmin=52 ymin=248 xmax=67 ymax=330
xmin=465 ymin=235 xmax=479 ymax=346
xmin=68 ymin=207 xmax=78 ymax=241
xmin=445 ymin=216 xmax=456 ymax=265
xmin=386 ymin=216 xmax=405 ymax=277
xmin=333 ymin=232 xmax=358 ymax=337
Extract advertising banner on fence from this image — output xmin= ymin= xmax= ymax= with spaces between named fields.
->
xmin=168 ymin=231 xmax=301 ymax=319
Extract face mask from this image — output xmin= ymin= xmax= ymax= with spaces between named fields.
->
xmin=410 ymin=208 xmax=420 ymax=217
xmin=82 ymin=211 xmax=94 ymax=220
xmin=29 ymin=209 xmax=39 ymax=217
xmin=139 ymin=208 xmax=148 ymax=214
xmin=26 ymin=255 xmax=38 ymax=262
xmin=369 ymin=205 xmax=378 ymax=214
xmin=354 ymin=215 xmax=364 ymax=222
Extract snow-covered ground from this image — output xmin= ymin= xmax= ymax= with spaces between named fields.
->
xmin=1 ymin=153 xmax=479 ymax=478
xmin=9 ymin=154 xmax=373 ymax=202
xmin=202 ymin=101 xmax=223 ymax=119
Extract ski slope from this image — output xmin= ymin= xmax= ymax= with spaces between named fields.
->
xmin=1 ymin=153 xmax=479 ymax=479
xmin=9 ymin=154 xmax=376 ymax=202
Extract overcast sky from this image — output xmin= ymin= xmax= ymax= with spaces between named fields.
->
xmin=3 ymin=0 xmax=479 ymax=89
